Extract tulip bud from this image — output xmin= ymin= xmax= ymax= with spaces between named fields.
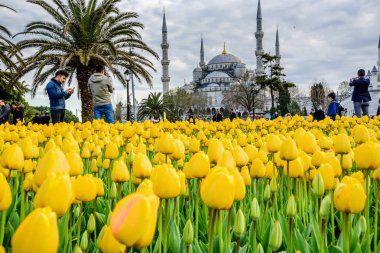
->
xmin=286 ymin=195 xmax=296 ymax=218
xmin=256 ymin=243 xmax=264 ymax=253
xmin=313 ymin=173 xmax=325 ymax=198
xmin=74 ymin=245 xmax=83 ymax=253
xmin=97 ymin=225 xmax=107 ymax=248
xmin=80 ymin=231 xmax=88 ymax=251
xmin=250 ymin=198 xmax=260 ymax=221
xmin=87 ymin=214 xmax=96 ymax=234
xmin=269 ymin=221 xmax=282 ymax=251
xmin=359 ymin=216 xmax=367 ymax=237
xmin=73 ymin=205 xmax=80 ymax=218
xmin=270 ymin=177 xmax=278 ymax=192
xmin=264 ymin=184 xmax=271 ymax=201
xmin=234 ymin=209 xmax=245 ymax=238
xmin=319 ymin=195 xmax=331 ymax=220
xmin=110 ymin=182 xmax=117 ymax=199
xmin=182 ymin=220 xmax=194 ymax=245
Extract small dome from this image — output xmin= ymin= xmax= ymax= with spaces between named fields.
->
xmin=372 ymin=66 xmax=378 ymax=73
xmin=205 ymin=71 xmax=230 ymax=79
xmin=208 ymin=53 xmax=242 ymax=65
xmin=193 ymin=67 xmax=202 ymax=73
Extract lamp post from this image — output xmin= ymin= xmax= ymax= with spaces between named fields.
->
xmin=124 ymin=69 xmax=131 ymax=121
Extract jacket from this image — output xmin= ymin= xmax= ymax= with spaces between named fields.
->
xmin=88 ymin=73 xmax=114 ymax=106
xmin=0 ymin=104 xmax=11 ymax=123
xmin=349 ymin=77 xmax=371 ymax=102
xmin=313 ymin=109 xmax=325 ymax=121
xmin=46 ymin=78 xmax=71 ymax=110
xmin=327 ymin=100 xmax=339 ymax=120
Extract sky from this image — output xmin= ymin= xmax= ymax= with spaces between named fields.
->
xmin=2 ymin=0 xmax=380 ymax=117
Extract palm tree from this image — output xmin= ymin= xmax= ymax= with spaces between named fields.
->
xmin=138 ymin=92 xmax=171 ymax=121
xmin=17 ymin=0 xmax=159 ymax=121
xmin=0 ymin=5 xmax=27 ymax=101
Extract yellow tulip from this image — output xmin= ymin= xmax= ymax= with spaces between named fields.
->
xmin=65 ymin=151 xmax=84 ymax=176
xmin=250 ymin=158 xmax=266 ymax=178
xmin=103 ymin=158 xmax=110 ymax=169
xmin=318 ymin=135 xmax=333 ymax=150
xmin=11 ymin=207 xmax=58 ymax=253
xmin=285 ymin=158 xmax=304 ymax=178
xmin=177 ymin=170 xmax=187 ymax=196
xmin=334 ymin=176 xmax=366 ymax=213
xmin=244 ymin=144 xmax=259 ymax=163
xmin=207 ymin=139 xmax=225 ymax=163
xmin=34 ymin=173 xmax=73 ymax=217
xmin=23 ymin=159 xmax=34 ymax=173
xmin=200 ymin=166 xmax=235 ymax=209
xmin=151 ymin=164 xmax=181 ymax=199
xmin=170 ymin=139 xmax=185 ymax=160
xmin=279 ymin=137 xmax=298 ymax=161
xmin=258 ymin=150 xmax=269 ymax=164
xmin=373 ymin=167 xmax=380 ymax=180
xmin=299 ymin=151 xmax=310 ymax=172
xmin=323 ymin=154 xmax=342 ymax=177
xmin=311 ymin=150 xmax=325 ymax=168
xmin=189 ymin=138 xmax=200 ymax=153
xmin=111 ymin=192 xmax=158 ymax=247
xmin=18 ymin=137 xmax=34 ymax=159
xmin=333 ymin=133 xmax=351 ymax=154
xmin=232 ymin=169 xmax=246 ymax=201
xmin=353 ymin=125 xmax=370 ymax=144
xmin=100 ymin=226 xmax=126 ymax=253
xmin=241 ymin=166 xmax=251 ymax=186
xmin=354 ymin=143 xmax=372 ymax=169
xmin=233 ymin=146 xmax=249 ymax=167
xmin=156 ymin=133 xmax=175 ymax=154
xmin=266 ymin=134 xmax=281 ymax=153
xmin=105 ymin=142 xmax=119 ymax=159
xmin=0 ymin=143 xmax=24 ymax=171
xmin=132 ymin=153 xmax=152 ymax=179
xmin=217 ymin=150 xmax=236 ymax=170
xmin=95 ymin=178 xmax=105 ymax=197
xmin=0 ymin=173 xmax=12 ymax=211
xmin=265 ymin=161 xmax=278 ymax=179
xmin=299 ymin=132 xmax=317 ymax=154
xmin=111 ymin=159 xmax=130 ymax=183
xmin=81 ymin=146 xmax=91 ymax=159
xmin=185 ymin=152 xmax=210 ymax=179
xmin=318 ymin=163 xmax=335 ymax=190
xmin=34 ymin=148 xmax=70 ymax=186
xmin=72 ymin=174 xmax=97 ymax=202
xmin=340 ymin=154 xmax=352 ymax=171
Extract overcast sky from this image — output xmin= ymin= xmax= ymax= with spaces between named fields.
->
xmin=2 ymin=0 xmax=380 ymax=116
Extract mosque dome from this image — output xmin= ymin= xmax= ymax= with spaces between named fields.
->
xmin=207 ymin=43 xmax=242 ymax=65
xmin=205 ymin=71 xmax=230 ymax=79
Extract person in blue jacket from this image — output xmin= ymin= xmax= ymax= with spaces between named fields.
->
xmin=326 ymin=92 xmax=339 ymax=120
xmin=46 ymin=70 xmax=74 ymax=124
xmin=349 ymin=69 xmax=371 ymax=118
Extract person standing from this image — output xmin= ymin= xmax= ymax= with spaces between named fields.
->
xmin=349 ymin=69 xmax=371 ymax=118
xmin=229 ymin=109 xmax=236 ymax=121
xmin=32 ymin=113 xmax=41 ymax=124
xmin=41 ymin=112 xmax=51 ymax=125
xmin=11 ymin=101 xmax=24 ymax=124
xmin=88 ymin=65 xmax=115 ymax=123
xmin=46 ymin=70 xmax=74 ymax=124
xmin=326 ymin=92 xmax=339 ymax=120
xmin=0 ymin=99 xmax=11 ymax=124
xmin=377 ymin=99 xmax=380 ymax=116
xmin=313 ymin=106 xmax=325 ymax=121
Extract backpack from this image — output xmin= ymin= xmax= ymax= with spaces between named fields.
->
xmin=336 ymin=102 xmax=345 ymax=116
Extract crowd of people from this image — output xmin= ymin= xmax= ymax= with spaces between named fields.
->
xmin=0 ymin=99 xmax=24 ymax=124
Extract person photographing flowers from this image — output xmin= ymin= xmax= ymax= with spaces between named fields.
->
xmin=349 ymin=69 xmax=371 ymax=118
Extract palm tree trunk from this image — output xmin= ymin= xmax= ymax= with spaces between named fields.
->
xmin=77 ymin=65 xmax=93 ymax=122
xmin=270 ymin=87 xmax=275 ymax=109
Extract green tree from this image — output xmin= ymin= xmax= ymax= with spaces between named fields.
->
xmin=310 ymin=82 xmax=326 ymax=110
xmin=23 ymin=104 xmax=79 ymax=123
xmin=138 ymin=92 xmax=171 ymax=121
xmin=287 ymin=101 xmax=301 ymax=115
xmin=17 ymin=0 xmax=158 ymax=122
xmin=164 ymin=88 xmax=192 ymax=120
xmin=0 ymin=5 xmax=27 ymax=101
xmin=278 ymin=88 xmax=290 ymax=115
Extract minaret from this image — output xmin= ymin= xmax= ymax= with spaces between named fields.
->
xmin=200 ymin=35 xmax=205 ymax=67
xmin=275 ymin=26 xmax=281 ymax=65
xmin=161 ymin=10 xmax=170 ymax=94
xmin=377 ymin=35 xmax=380 ymax=82
xmin=255 ymin=0 xmax=265 ymax=75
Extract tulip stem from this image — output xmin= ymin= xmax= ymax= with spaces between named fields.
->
xmin=343 ymin=212 xmax=349 ymax=253
xmin=208 ymin=208 xmax=216 ymax=253
xmin=289 ymin=218 xmax=293 ymax=253
xmin=0 ymin=211 xmax=6 ymax=245
xmin=375 ymin=184 xmax=380 ymax=250
xmin=226 ymin=207 xmax=232 ymax=251
xmin=365 ymin=172 xmax=371 ymax=253
xmin=218 ymin=210 xmax=224 ymax=252
xmin=330 ymin=190 xmax=335 ymax=248
xmin=286 ymin=160 xmax=290 ymax=197
xmin=195 ymin=179 xmax=199 ymax=241
xmin=236 ymin=237 xmax=241 ymax=253
xmin=252 ymin=220 xmax=257 ymax=253
xmin=76 ymin=203 xmax=83 ymax=246
xmin=20 ymin=172 xmax=26 ymax=222
xmin=163 ymin=199 xmax=169 ymax=253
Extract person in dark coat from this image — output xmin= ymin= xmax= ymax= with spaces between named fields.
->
xmin=32 ymin=113 xmax=42 ymax=124
xmin=349 ymin=69 xmax=371 ymax=118
xmin=377 ymin=99 xmax=380 ymax=116
xmin=41 ymin=112 xmax=51 ymax=125
xmin=326 ymin=93 xmax=339 ymax=120
xmin=215 ymin=109 xmax=223 ymax=122
xmin=313 ymin=106 xmax=325 ymax=121
xmin=0 ymin=99 xmax=11 ymax=124
xmin=229 ymin=109 xmax=237 ymax=121
xmin=11 ymin=101 xmax=24 ymax=124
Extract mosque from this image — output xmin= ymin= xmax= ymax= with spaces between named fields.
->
xmin=160 ymin=0 xmax=280 ymax=111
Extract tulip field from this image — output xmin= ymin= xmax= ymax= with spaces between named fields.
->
xmin=1 ymin=115 xmax=380 ymax=253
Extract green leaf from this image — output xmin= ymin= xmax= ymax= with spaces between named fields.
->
xmin=168 ymin=219 xmax=181 ymax=253
xmin=294 ymin=228 xmax=310 ymax=253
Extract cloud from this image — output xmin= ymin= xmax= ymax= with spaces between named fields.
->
xmin=2 ymin=0 xmax=380 ymax=115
